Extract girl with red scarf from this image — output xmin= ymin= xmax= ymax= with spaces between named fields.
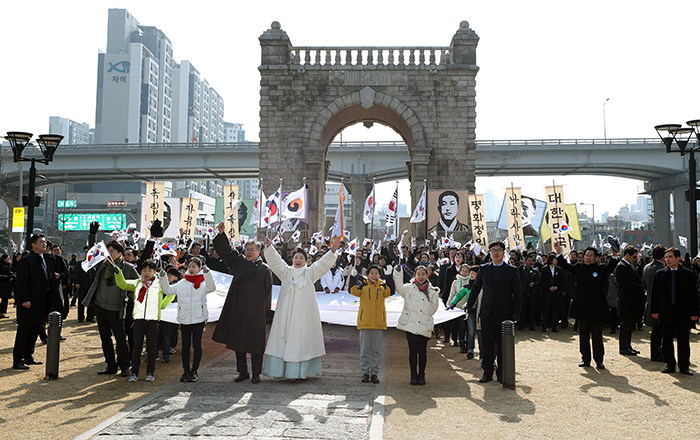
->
xmin=159 ymin=257 xmax=216 ymax=382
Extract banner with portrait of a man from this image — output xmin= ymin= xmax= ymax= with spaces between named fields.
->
xmin=427 ymin=189 xmax=471 ymax=233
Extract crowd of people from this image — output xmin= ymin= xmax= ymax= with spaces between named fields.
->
xmin=5 ymin=219 xmax=700 ymax=387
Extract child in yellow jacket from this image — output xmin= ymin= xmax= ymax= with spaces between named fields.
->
xmin=350 ymin=264 xmax=392 ymax=384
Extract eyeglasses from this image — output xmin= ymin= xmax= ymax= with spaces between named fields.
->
xmin=489 ymin=248 xmax=504 ymax=253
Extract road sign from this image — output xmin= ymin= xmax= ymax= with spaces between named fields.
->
xmin=12 ymin=207 xmax=24 ymax=232
xmin=58 ymin=213 xmax=126 ymax=231
xmin=107 ymin=200 xmax=127 ymax=207
xmin=57 ymin=200 xmax=77 ymax=208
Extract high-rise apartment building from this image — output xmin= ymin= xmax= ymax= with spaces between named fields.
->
xmin=224 ymin=122 xmax=246 ymax=142
xmin=94 ymin=8 xmax=224 ymax=144
xmin=48 ymin=117 xmax=91 ymax=145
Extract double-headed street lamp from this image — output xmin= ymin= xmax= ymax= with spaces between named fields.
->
xmin=653 ymin=121 xmax=700 ymax=255
xmin=4 ymin=132 xmax=63 ymax=251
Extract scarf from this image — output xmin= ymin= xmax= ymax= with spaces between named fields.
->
xmin=104 ymin=256 xmax=123 ymax=285
xmin=137 ymin=277 xmax=155 ymax=303
xmin=413 ymin=279 xmax=431 ymax=300
xmin=455 ymin=274 xmax=469 ymax=290
xmin=185 ymin=274 xmax=205 ymax=289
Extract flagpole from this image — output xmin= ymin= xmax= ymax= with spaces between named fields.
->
xmin=423 ymin=179 xmax=428 ymax=244
xmin=340 ymin=177 xmax=345 ymax=242
xmin=277 ymin=178 xmax=283 ymax=237
xmin=370 ymin=178 xmax=376 ymax=245
xmin=394 ymin=181 xmax=399 ymax=241
xmin=257 ymin=177 xmax=263 ymax=242
xmin=303 ymin=177 xmax=308 ymax=249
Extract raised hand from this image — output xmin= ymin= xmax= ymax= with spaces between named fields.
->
xmin=264 ymin=236 xmax=272 ymax=248
xmin=150 ymin=219 xmax=164 ymax=238
xmin=216 ymin=221 xmax=225 ymax=234
xmin=89 ymin=221 xmax=100 ymax=235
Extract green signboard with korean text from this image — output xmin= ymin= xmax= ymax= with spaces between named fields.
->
xmin=58 ymin=213 xmax=126 ymax=231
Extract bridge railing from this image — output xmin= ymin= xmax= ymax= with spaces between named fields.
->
xmin=475 ymin=138 xmax=662 ymax=147
xmin=290 ymin=47 xmax=453 ymax=67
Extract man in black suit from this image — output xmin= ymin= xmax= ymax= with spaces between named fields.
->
xmin=466 ymin=241 xmax=522 ymax=383
xmin=12 ymin=234 xmax=61 ymax=370
xmin=651 ymin=247 xmax=700 ymax=375
xmin=616 ymin=246 xmax=645 ymax=356
xmin=642 ymin=245 xmax=666 ymax=362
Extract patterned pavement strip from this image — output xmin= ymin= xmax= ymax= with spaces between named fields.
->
xmin=76 ymin=323 xmax=386 ymax=440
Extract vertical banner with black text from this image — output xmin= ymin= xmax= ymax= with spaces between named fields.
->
xmin=223 ymin=184 xmax=240 ymax=243
xmin=505 ymin=187 xmax=523 ymax=251
xmin=545 ymin=184 xmax=570 ymax=256
xmin=467 ymin=194 xmax=488 ymax=246
xmin=144 ymin=182 xmax=165 ymax=238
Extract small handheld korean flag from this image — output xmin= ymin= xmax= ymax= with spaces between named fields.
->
xmin=425 ymin=239 xmax=430 ymax=248
xmin=363 ymin=238 xmax=372 ymax=247
xmin=291 ymin=230 xmax=301 ymax=242
xmin=343 ymin=230 xmax=351 ymax=240
xmin=272 ymin=234 xmax=282 ymax=245
xmin=347 ymin=238 xmax=358 ymax=256
xmin=309 ymin=245 xmax=318 ymax=256
xmin=82 ymin=242 xmax=109 ymax=272
xmin=679 ymin=235 xmax=688 ymax=250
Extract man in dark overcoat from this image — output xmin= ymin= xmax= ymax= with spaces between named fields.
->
xmin=555 ymin=241 xmax=618 ymax=369
xmin=651 ymin=247 xmax=700 ymax=375
xmin=212 ymin=222 xmax=272 ymax=384
xmin=642 ymin=245 xmax=666 ymax=362
xmin=616 ymin=246 xmax=645 ymax=355
xmin=12 ymin=234 xmax=61 ymax=369
xmin=466 ymin=241 xmax=522 ymax=383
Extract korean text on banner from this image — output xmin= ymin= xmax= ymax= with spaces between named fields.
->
xmin=467 ymin=194 xmax=488 ymax=246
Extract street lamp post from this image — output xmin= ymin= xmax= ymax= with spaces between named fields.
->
xmin=654 ymin=123 xmax=700 ymax=255
xmin=579 ymin=202 xmax=595 ymax=244
xmin=4 ymin=132 xmax=63 ymax=251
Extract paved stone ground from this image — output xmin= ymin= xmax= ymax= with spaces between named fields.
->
xmin=84 ymin=324 xmax=379 ymax=439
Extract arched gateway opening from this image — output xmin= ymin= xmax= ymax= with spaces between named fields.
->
xmin=258 ymin=20 xmax=479 ymax=239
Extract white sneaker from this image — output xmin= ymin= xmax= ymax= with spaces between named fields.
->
xmin=129 ymin=374 xmax=138 ymax=382
xmin=145 ymin=373 xmax=155 ymax=381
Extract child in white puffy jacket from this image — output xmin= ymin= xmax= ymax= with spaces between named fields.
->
xmin=393 ymin=265 xmax=440 ymax=385
xmin=159 ymin=257 xmax=216 ymax=382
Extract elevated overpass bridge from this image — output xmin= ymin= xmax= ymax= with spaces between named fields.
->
xmin=0 ymin=138 xmax=690 ymax=245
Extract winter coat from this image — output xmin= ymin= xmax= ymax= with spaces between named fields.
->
xmin=15 ymin=251 xmax=61 ymax=325
xmin=615 ymin=259 xmax=645 ymax=318
xmin=650 ymin=265 xmax=700 ymax=325
xmin=320 ymin=267 xmax=344 ymax=291
xmin=349 ymin=277 xmax=392 ymax=330
xmin=264 ymin=245 xmax=336 ymax=363
xmin=0 ymin=261 xmax=15 ymax=299
xmin=83 ymin=259 xmax=138 ymax=319
xmin=393 ymin=267 xmax=440 ymax=338
xmin=115 ymin=272 xmax=175 ymax=321
xmin=447 ymin=275 xmax=471 ymax=309
xmin=212 ymin=232 xmax=272 ymax=354
xmin=159 ymin=269 xmax=216 ymax=325
xmin=557 ymin=255 xmax=618 ymax=321
xmin=642 ymin=259 xmax=665 ymax=326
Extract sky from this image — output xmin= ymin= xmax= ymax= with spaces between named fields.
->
xmin=3 ymin=0 xmax=700 ymax=222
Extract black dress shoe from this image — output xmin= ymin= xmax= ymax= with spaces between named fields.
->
xmin=680 ymin=369 xmax=694 ymax=376
xmin=631 ymin=348 xmax=639 ymax=354
xmin=619 ymin=349 xmax=637 ymax=356
xmin=578 ymin=361 xmax=591 ymax=367
xmin=97 ymin=368 xmax=118 ymax=375
xmin=121 ymin=369 xmax=130 ymax=377
xmin=251 ymin=375 xmax=261 ymax=384
xmin=411 ymin=374 xmax=418 ymax=385
xmin=596 ymin=363 xmax=605 ymax=370
xmin=478 ymin=374 xmax=493 ymax=383
xmin=234 ymin=373 xmax=250 ymax=382
xmin=662 ymin=366 xmax=675 ymax=374
xmin=25 ymin=358 xmax=43 ymax=365
xmin=13 ymin=362 xmax=29 ymax=370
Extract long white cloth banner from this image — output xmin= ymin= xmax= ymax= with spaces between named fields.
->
xmin=159 ymin=270 xmax=465 ymax=326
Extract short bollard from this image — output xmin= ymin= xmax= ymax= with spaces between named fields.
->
xmin=501 ymin=320 xmax=515 ymax=389
xmin=45 ymin=311 xmax=62 ymax=380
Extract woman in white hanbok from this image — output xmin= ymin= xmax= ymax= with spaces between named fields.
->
xmin=262 ymin=237 xmax=340 ymax=379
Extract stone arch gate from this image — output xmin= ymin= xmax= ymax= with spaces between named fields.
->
xmin=258 ymin=21 xmax=479 ymax=240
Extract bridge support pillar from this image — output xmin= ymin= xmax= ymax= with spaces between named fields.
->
xmin=650 ymin=190 xmax=672 ymax=247
xmin=672 ymin=186 xmax=692 ymax=250
xmin=347 ymin=179 xmax=372 ymax=242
